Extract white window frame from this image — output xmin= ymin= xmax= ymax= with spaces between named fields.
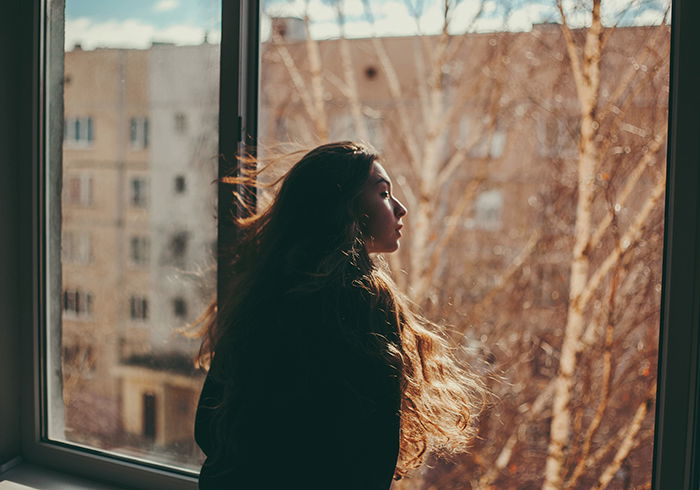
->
xmin=8 ymin=0 xmax=700 ymax=489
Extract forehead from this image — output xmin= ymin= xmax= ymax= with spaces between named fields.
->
xmin=370 ymin=161 xmax=390 ymax=182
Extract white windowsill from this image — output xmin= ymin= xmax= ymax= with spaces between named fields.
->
xmin=0 ymin=462 xmax=126 ymax=490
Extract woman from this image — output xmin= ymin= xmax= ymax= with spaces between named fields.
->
xmin=194 ymin=142 xmax=483 ymax=489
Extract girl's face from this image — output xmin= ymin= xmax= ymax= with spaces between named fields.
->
xmin=359 ymin=162 xmax=407 ymax=254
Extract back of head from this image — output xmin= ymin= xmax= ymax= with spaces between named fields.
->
xmin=244 ymin=141 xmax=378 ymax=287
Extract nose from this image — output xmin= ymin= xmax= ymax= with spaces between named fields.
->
xmin=394 ymin=198 xmax=407 ymax=218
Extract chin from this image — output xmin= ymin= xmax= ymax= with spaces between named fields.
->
xmin=385 ymin=242 xmax=400 ymax=253
xmin=367 ymin=239 xmax=400 ymax=254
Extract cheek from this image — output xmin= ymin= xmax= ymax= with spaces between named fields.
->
xmin=366 ymin=203 xmax=394 ymax=237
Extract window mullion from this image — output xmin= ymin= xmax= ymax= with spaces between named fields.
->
xmin=216 ymin=0 xmax=259 ymax=298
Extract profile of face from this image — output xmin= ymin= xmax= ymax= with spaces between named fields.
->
xmin=359 ymin=162 xmax=407 ymax=254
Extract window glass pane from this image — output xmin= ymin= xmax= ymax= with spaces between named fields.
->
xmin=258 ymin=0 xmax=670 ymax=486
xmin=51 ymin=0 xmax=221 ymax=471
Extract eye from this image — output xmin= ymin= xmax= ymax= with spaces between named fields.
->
xmin=380 ymin=191 xmax=390 ymax=199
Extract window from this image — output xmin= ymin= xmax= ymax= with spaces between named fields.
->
xmin=174 ymin=112 xmax=187 ymax=133
xmin=16 ymin=0 xmax=698 ymax=488
xmin=142 ymin=392 xmax=157 ymax=440
xmin=129 ymin=235 xmax=150 ymax=266
xmin=129 ymin=177 xmax=148 ymax=207
xmin=64 ymin=116 xmax=93 ymax=146
xmin=170 ymin=231 xmax=189 ymax=262
xmin=43 ymin=0 xmax=219 ymax=477
xmin=64 ymin=174 xmax=93 ymax=206
xmin=63 ymin=289 xmax=93 ymax=318
xmin=329 ymin=113 xmax=385 ymax=152
xmin=129 ymin=117 xmax=149 ymax=149
xmin=62 ymin=230 xmax=92 ymax=264
xmin=471 ymin=189 xmax=503 ymax=231
xmin=173 ymin=297 xmax=187 ymax=318
xmin=259 ymin=2 xmax=673 ymax=488
xmin=175 ymin=175 xmax=186 ymax=194
xmin=62 ymin=344 xmax=96 ymax=374
xmin=129 ymin=295 xmax=149 ymax=321
xmin=537 ymin=114 xmax=578 ymax=159
xmin=459 ymin=115 xmax=506 ymax=159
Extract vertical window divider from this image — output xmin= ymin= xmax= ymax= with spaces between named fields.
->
xmin=217 ymin=0 xmax=260 ymax=300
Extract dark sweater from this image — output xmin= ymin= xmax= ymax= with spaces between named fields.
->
xmin=194 ymin=287 xmax=402 ymax=489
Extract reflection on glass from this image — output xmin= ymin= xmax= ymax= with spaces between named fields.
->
xmin=259 ymin=0 xmax=670 ymax=487
xmin=53 ymin=0 xmax=220 ymax=470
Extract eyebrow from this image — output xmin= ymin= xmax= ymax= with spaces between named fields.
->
xmin=375 ymin=177 xmax=391 ymax=187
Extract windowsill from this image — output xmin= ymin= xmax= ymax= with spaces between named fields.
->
xmin=0 ymin=462 xmax=126 ymax=489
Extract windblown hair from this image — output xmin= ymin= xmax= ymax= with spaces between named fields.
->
xmin=194 ymin=141 xmax=485 ymax=478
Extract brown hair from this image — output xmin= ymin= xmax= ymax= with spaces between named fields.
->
xmin=195 ymin=141 xmax=485 ymax=478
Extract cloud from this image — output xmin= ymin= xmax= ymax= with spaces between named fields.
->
xmin=154 ymin=0 xmax=179 ymax=12
xmin=65 ymin=17 xmax=210 ymax=50
xmin=67 ymin=0 xmax=671 ymax=50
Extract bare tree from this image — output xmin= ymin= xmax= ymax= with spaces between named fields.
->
xmin=258 ymin=0 xmax=670 ymax=488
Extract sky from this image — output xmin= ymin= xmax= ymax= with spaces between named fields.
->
xmin=64 ymin=0 xmax=670 ymax=50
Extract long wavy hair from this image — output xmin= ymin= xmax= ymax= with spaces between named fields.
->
xmin=195 ymin=141 xmax=485 ymax=479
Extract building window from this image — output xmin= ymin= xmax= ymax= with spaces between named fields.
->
xmin=63 ymin=289 xmax=93 ymax=318
xmin=460 ymin=116 xmax=507 ymax=159
xmin=329 ymin=113 xmax=384 ymax=151
xmin=62 ymin=344 xmax=96 ymax=374
xmin=65 ymin=174 xmax=93 ymax=206
xmin=62 ymin=230 xmax=92 ymax=264
xmin=535 ymin=262 xmax=569 ymax=306
xmin=170 ymin=232 xmax=189 ymax=261
xmin=130 ymin=177 xmax=149 ymax=207
xmin=173 ymin=297 xmax=187 ymax=318
xmin=142 ymin=392 xmax=157 ymax=440
xmin=129 ymin=236 xmax=150 ymax=266
xmin=64 ymin=116 xmax=94 ymax=146
xmin=468 ymin=189 xmax=503 ymax=231
xmin=174 ymin=175 xmax=186 ymax=194
xmin=364 ymin=65 xmax=378 ymax=80
xmin=174 ymin=112 xmax=187 ymax=133
xmin=537 ymin=115 xmax=578 ymax=158
xmin=129 ymin=295 xmax=149 ymax=321
xmin=129 ymin=117 xmax=149 ymax=149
